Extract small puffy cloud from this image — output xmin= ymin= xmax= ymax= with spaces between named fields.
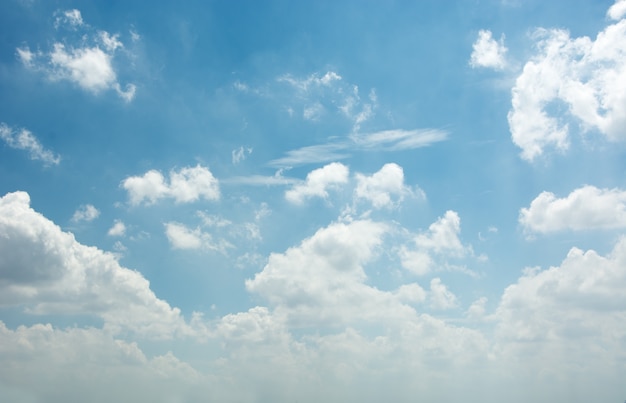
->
xmin=520 ymin=185 xmax=626 ymax=233
xmin=508 ymin=14 xmax=626 ymax=160
xmin=164 ymin=222 xmax=232 ymax=253
xmin=0 ymin=191 xmax=193 ymax=339
xmin=54 ymin=9 xmax=84 ymax=29
xmin=429 ymin=278 xmax=458 ymax=310
xmin=470 ymin=30 xmax=508 ymax=69
xmin=107 ymin=220 xmax=126 ymax=237
xmin=466 ymin=297 xmax=488 ymax=319
xmin=285 ymin=162 xmax=349 ymax=204
xmin=0 ymin=123 xmax=61 ymax=166
xmin=354 ymin=163 xmax=423 ymax=209
xmin=71 ymin=204 xmax=99 ymax=223
xmin=400 ymin=211 xmax=472 ymax=276
xmin=122 ymin=165 xmax=220 ymax=206
xmin=18 ymin=9 xmax=136 ymax=101
xmin=608 ymin=0 xmax=626 ymax=20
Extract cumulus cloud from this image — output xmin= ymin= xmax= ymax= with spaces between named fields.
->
xmin=122 ymin=165 xmax=220 ymax=206
xmin=0 ymin=123 xmax=60 ymax=166
xmin=400 ymin=211 xmax=472 ymax=276
xmin=520 ymin=185 xmax=626 ymax=233
xmin=608 ymin=0 xmax=626 ymax=20
xmin=354 ymin=163 xmax=424 ymax=209
xmin=494 ymin=237 xmax=626 ymax=378
xmin=71 ymin=204 xmax=99 ymax=223
xmin=107 ymin=220 xmax=126 ymax=237
xmin=285 ymin=162 xmax=349 ymax=204
xmin=429 ymin=278 xmax=458 ymax=310
xmin=0 ymin=191 xmax=195 ymax=339
xmin=18 ymin=9 xmax=136 ymax=101
xmin=508 ymin=14 xmax=626 ymax=160
xmin=470 ymin=30 xmax=508 ymax=69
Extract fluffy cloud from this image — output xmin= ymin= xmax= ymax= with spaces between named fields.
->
xmin=71 ymin=204 xmax=100 ymax=223
xmin=400 ymin=211 xmax=472 ymax=276
xmin=520 ymin=185 xmax=626 ymax=233
xmin=429 ymin=278 xmax=458 ymax=310
xmin=470 ymin=30 xmax=508 ymax=69
xmin=608 ymin=0 xmax=626 ymax=20
xmin=354 ymin=163 xmax=423 ymax=209
xmin=0 ymin=123 xmax=61 ymax=166
xmin=107 ymin=220 xmax=126 ymax=237
xmin=122 ymin=165 xmax=220 ymax=206
xmin=0 ymin=322 xmax=214 ymax=403
xmin=0 ymin=191 xmax=193 ymax=339
xmin=285 ymin=162 xmax=349 ymax=204
xmin=508 ymin=13 xmax=626 ymax=160
xmin=17 ymin=9 xmax=136 ymax=101
xmin=494 ymin=237 xmax=626 ymax=383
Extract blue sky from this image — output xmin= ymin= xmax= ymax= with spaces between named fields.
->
xmin=1 ymin=0 xmax=626 ymax=401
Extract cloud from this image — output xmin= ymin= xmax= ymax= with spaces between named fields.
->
xmin=54 ymin=9 xmax=84 ymax=29
xmin=122 ymin=165 xmax=220 ymax=206
xmin=354 ymin=163 xmax=424 ymax=209
xmin=494 ymin=237 xmax=626 ymax=376
xmin=232 ymin=146 xmax=252 ymax=164
xmin=508 ymin=13 xmax=626 ymax=160
xmin=0 ymin=123 xmax=61 ymax=166
xmin=269 ymin=129 xmax=447 ymax=167
xmin=470 ymin=30 xmax=508 ymax=70
xmin=71 ymin=204 xmax=100 ymax=223
xmin=17 ymin=9 xmax=136 ymax=101
xmin=608 ymin=0 xmax=626 ymax=20
xmin=164 ymin=222 xmax=232 ymax=253
xmin=245 ymin=219 xmax=424 ymax=326
xmin=0 ymin=191 xmax=194 ymax=339
xmin=285 ymin=162 xmax=349 ymax=204
xmin=400 ymin=211 xmax=473 ymax=276
xmin=519 ymin=185 xmax=626 ymax=233
xmin=107 ymin=220 xmax=126 ymax=237
xmin=429 ymin=278 xmax=458 ymax=310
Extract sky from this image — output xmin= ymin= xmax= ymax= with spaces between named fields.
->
xmin=1 ymin=0 xmax=626 ymax=402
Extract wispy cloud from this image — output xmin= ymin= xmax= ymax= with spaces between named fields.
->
xmin=0 ymin=123 xmax=61 ymax=166
xmin=269 ymin=128 xmax=448 ymax=167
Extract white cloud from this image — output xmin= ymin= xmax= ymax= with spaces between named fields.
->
xmin=122 ymin=165 xmax=220 ymax=206
xmin=400 ymin=211 xmax=472 ymax=276
xmin=269 ymin=129 xmax=447 ymax=168
xmin=0 ymin=322 xmax=213 ymax=403
xmin=232 ymin=146 xmax=252 ymax=164
xmin=354 ymin=163 xmax=423 ymax=209
xmin=54 ymin=9 xmax=84 ymax=29
xmin=107 ymin=220 xmax=126 ymax=237
xmin=285 ymin=162 xmax=349 ymax=204
xmin=608 ymin=0 xmax=626 ymax=20
xmin=277 ymin=71 xmax=342 ymax=92
xmin=0 ymin=191 xmax=194 ymax=339
xmin=508 ymin=16 xmax=626 ymax=160
xmin=0 ymin=123 xmax=61 ymax=166
xmin=470 ymin=30 xmax=508 ymax=70
xmin=494 ymin=237 xmax=626 ymax=377
xmin=245 ymin=219 xmax=422 ymax=326
xmin=466 ymin=296 xmax=488 ymax=319
xmin=19 ymin=9 xmax=136 ymax=101
xmin=164 ymin=222 xmax=232 ymax=253
xmin=520 ymin=185 xmax=626 ymax=233
xmin=429 ymin=278 xmax=458 ymax=310
xmin=71 ymin=204 xmax=100 ymax=223
xmin=351 ymin=128 xmax=448 ymax=151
